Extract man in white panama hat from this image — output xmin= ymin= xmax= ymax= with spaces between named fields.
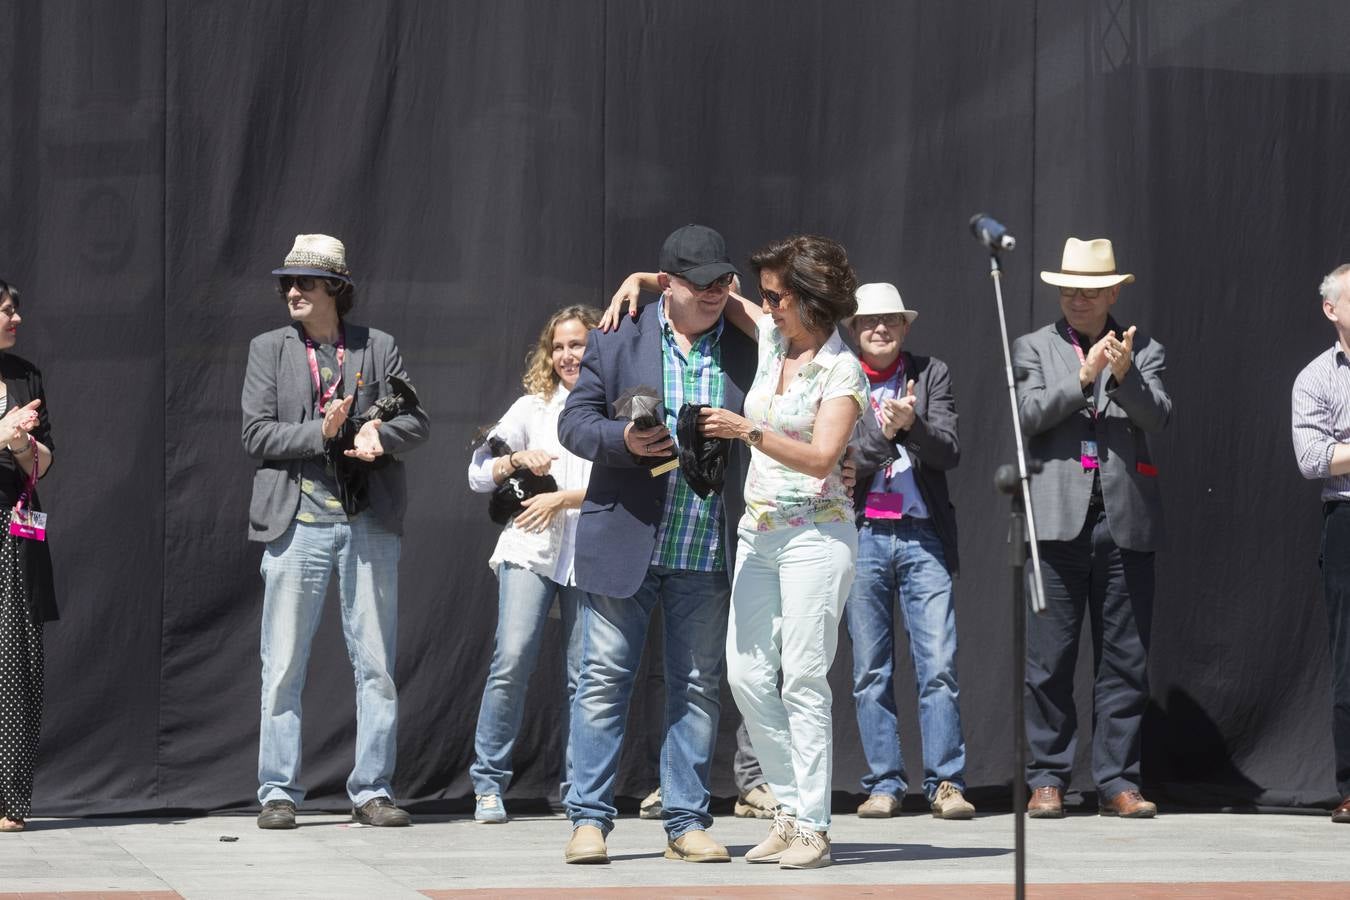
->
xmin=842 ymin=283 xmax=973 ymax=822
xmin=241 ymin=234 xmax=429 ymax=830
xmin=1012 ymin=237 xmax=1171 ymax=820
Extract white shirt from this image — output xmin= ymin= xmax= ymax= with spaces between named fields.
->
xmin=467 ymin=387 xmax=592 ymax=584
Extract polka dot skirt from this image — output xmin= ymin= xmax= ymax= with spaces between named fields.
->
xmin=0 ymin=510 xmax=42 ymax=822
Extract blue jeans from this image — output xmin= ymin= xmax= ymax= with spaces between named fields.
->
xmin=257 ymin=516 xmax=401 ymax=806
xmin=471 ymin=563 xmax=585 ymax=799
xmin=728 ymin=522 xmax=857 ymax=832
xmin=846 ymin=518 xmax=965 ymax=802
xmin=566 ymin=567 xmax=729 ymax=839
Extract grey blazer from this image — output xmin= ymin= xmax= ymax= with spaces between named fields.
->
xmin=1012 ymin=319 xmax=1171 ymax=552
xmin=241 ymin=322 xmax=430 ymax=543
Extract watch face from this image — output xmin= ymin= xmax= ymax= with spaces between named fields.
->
xmin=747 ymin=427 xmax=763 ymax=445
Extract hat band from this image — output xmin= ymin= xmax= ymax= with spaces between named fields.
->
xmin=1060 ymin=267 xmax=1117 ymax=276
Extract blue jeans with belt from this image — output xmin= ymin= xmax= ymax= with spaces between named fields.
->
xmin=846 ymin=517 xmax=965 ymax=802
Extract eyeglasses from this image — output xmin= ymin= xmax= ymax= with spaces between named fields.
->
xmin=760 ymin=289 xmax=791 ymax=309
xmin=277 ymin=275 xmax=322 ymax=294
xmin=1059 ymin=287 xmax=1102 ymax=299
xmin=856 ymin=313 xmax=904 ymax=330
xmin=676 ymin=272 xmax=735 ymax=292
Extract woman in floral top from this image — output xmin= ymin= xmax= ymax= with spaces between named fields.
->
xmin=697 ymin=235 xmax=867 ymax=869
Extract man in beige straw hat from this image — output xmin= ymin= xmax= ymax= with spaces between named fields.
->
xmin=1012 ymin=237 xmax=1171 ymax=819
xmin=842 ymin=283 xmax=974 ymax=821
xmin=242 ymin=234 xmax=429 ymax=830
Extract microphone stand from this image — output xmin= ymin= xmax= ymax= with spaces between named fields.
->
xmin=986 ymin=247 xmax=1047 ymax=900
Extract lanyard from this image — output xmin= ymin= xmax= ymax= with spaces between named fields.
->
xmin=13 ymin=437 xmax=37 ymax=513
xmin=866 ymin=356 xmax=906 ymax=486
xmin=1064 ymin=325 xmax=1101 ymax=423
xmin=305 ymin=330 xmax=345 ymax=414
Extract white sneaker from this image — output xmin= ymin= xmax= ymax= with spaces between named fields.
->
xmin=779 ymin=829 xmax=831 ymax=869
xmin=745 ymin=810 xmax=797 ymax=863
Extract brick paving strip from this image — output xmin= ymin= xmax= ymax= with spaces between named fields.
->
xmin=424 ymin=885 xmax=1350 ymax=899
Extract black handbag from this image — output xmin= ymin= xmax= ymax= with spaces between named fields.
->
xmin=325 ymin=374 xmax=421 ymax=516
xmin=486 ymin=435 xmax=558 ymax=526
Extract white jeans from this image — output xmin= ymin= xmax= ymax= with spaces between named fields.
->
xmin=726 ymin=521 xmax=857 ymax=832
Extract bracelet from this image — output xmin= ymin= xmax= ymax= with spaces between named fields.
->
xmin=8 ymin=440 xmax=30 ymax=457
xmin=507 ymin=452 xmax=518 ymax=469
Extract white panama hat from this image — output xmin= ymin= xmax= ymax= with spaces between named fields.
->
xmin=851 ymin=282 xmax=918 ymax=324
xmin=1040 ymin=237 xmax=1134 ymax=289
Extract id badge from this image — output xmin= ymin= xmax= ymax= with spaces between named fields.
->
xmin=1081 ymin=440 xmax=1099 ymax=471
xmin=864 ymin=492 xmax=905 ymax=520
xmin=9 ymin=507 xmax=47 ymax=541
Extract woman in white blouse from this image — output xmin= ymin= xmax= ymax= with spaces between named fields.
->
xmin=466 ymin=304 xmax=600 ymax=824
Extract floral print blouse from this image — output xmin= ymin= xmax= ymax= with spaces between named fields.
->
xmin=740 ymin=317 xmax=868 ymax=532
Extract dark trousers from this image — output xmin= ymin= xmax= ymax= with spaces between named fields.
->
xmin=1025 ymin=504 xmax=1155 ymax=800
xmin=1320 ymin=504 xmax=1350 ymax=799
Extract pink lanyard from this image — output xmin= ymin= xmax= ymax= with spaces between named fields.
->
xmin=866 ymin=357 xmax=906 ymax=485
xmin=1065 ymin=326 xmax=1100 ymax=422
xmin=12 ymin=437 xmax=37 ymax=513
xmin=305 ymin=331 xmax=345 ymax=414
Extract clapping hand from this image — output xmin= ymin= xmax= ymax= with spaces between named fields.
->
xmin=0 ymin=398 xmax=40 ymax=451
xmin=344 ymin=420 xmax=384 ymax=461
xmin=1104 ymin=326 xmax=1136 ymax=381
xmin=880 ymin=380 xmax=917 ymax=439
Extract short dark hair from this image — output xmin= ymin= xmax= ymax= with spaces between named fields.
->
xmin=748 ymin=235 xmax=858 ymax=332
xmin=0 ymin=279 xmax=19 ymax=307
xmin=324 ymin=278 xmax=355 ymax=318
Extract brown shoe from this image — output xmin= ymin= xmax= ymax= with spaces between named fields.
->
xmin=1332 ymin=796 xmax=1350 ymax=824
xmin=564 ymin=825 xmax=609 ymax=864
xmin=1100 ymin=789 xmax=1157 ymax=818
xmin=1026 ymin=785 xmax=1064 ymax=818
xmin=856 ymin=793 xmax=900 ymax=818
xmin=664 ymin=829 xmax=730 ymax=862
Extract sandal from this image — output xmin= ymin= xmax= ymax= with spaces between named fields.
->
xmin=0 ymin=817 xmax=24 ymax=832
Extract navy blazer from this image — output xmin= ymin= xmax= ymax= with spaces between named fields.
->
xmin=559 ymin=305 xmax=757 ymax=599
xmin=850 ymin=351 xmax=961 ymax=576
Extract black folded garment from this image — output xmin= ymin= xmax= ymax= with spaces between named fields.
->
xmin=676 ymin=403 xmax=730 ymax=498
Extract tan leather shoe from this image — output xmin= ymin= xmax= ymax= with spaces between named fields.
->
xmin=745 ymin=811 xmax=797 ymax=863
xmin=779 ymin=829 xmax=831 ymax=869
xmin=1100 ymin=790 xmax=1157 ymax=818
xmin=856 ymin=793 xmax=900 ymax=818
xmin=663 ymin=829 xmax=730 ymax=862
xmin=1334 ymin=796 xmax=1350 ymax=824
xmin=931 ymin=781 xmax=975 ymax=820
xmin=733 ymin=783 xmax=778 ymax=818
xmin=1027 ymin=785 xmax=1064 ymax=818
xmin=564 ymin=825 xmax=609 ymax=864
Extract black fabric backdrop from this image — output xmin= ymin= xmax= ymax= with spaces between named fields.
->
xmin=2 ymin=0 xmax=1348 ymax=815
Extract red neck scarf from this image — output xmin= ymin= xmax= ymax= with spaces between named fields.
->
xmin=862 ymin=353 xmax=903 ymax=385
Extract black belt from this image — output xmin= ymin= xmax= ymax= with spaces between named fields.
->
xmin=1324 ymin=499 xmax=1350 ymax=516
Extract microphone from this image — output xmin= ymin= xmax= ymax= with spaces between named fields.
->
xmin=969 ymin=213 xmax=1016 ymax=251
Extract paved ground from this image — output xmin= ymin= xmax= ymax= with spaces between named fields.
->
xmin=0 ymin=810 xmax=1345 ymax=898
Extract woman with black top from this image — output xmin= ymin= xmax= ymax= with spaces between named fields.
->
xmin=0 ymin=278 xmax=54 ymax=833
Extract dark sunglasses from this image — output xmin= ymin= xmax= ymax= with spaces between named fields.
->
xmin=677 ymin=272 xmax=736 ymax=292
xmin=277 ymin=275 xmax=325 ymax=294
xmin=1058 ymin=286 xmax=1102 ymax=299
xmin=760 ymin=288 xmax=791 ymax=309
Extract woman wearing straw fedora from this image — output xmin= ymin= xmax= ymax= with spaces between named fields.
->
xmin=0 ymin=278 xmax=55 ymax=834
xmin=1011 ymin=237 xmax=1171 ymax=820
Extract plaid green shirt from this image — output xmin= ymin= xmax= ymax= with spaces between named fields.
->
xmin=651 ymin=301 xmax=726 ymax=571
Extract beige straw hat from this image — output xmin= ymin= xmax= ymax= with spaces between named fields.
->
xmin=1040 ymin=237 xmax=1134 ymax=289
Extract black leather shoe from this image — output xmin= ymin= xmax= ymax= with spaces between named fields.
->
xmin=353 ymin=796 xmax=411 ymax=827
xmin=1333 ymin=796 xmax=1350 ymax=824
xmin=257 ymin=799 xmax=297 ymax=830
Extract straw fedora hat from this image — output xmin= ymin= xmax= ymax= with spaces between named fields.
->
xmin=272 ymin=234 xmax=353 ymax=284
xmin=851 ymin=282 xmax=918 ymax=324
xmin=1040 ymin=237 xmax=1134 ymax=289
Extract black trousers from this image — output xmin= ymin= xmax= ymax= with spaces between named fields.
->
xmin=1320 ymin=503 xmax=1350 ymax=799
xmin=1025 ymin=503 xmax=1155 ymax=799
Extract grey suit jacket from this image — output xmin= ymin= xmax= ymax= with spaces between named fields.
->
xmin=558 ymin=305 xmax=757 ymax=599
xmin=241 ymin=322 xmax=430 ymax=543
xmin=850 ymin=351 xmax=962 ymax=575
xmin=1012 ymin=318 xmax=1170 ymax=552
